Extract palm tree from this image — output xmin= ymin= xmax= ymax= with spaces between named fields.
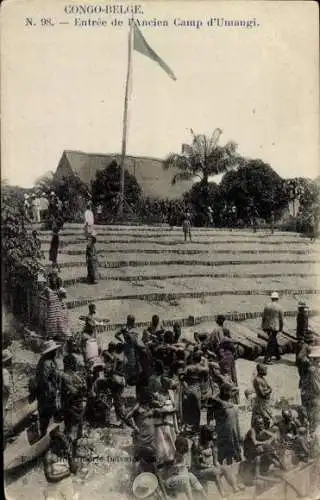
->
xmin=163 ymin=128 xmax=240 ymax=186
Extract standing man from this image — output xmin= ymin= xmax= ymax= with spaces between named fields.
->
xmin=296 ymin=302 xmax=309 ymax=340
xmin=35 ymin=340 xmax=61 ymax=436
xmin=262 ymin=291 xmax=283 ymax=364
xmin=60 ymin=355 xmax=87 ymax=460
xmin=251 ymin=363 xmax=273 ymax=429
xmin=86 ymin=234 xmax=99 ymax=284
xmin=270 ymin=210 xmax=275 ymax=235
xmin=49 ymin=221 xmax=60 ymax=269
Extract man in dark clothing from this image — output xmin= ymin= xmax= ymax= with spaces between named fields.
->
xmin=61 ymin=355 xmax=87 ymax=459
xmin=49 ymin=223 xmax=60 ymax=268
xmin=262 ymin=292 xmax=283 ymax=364
xmin=86 ymin=234 xmax=98 ymax=284
xmin=35 ymin=340 xmax=61 ymax=436
xmin=296 ymin=303 xmax=309 ymax=340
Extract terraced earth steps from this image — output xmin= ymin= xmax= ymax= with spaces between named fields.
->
xmin=39 ymin=225 xmax=305 ymax=236
xmin=39 ymin=236 xmax=315 ymax=248
xmin=41 ymin=237 xmax=320 ymax=247
xmin=66 ymin=293 xmax=319 ymax=334
xmin=49 ymin=257 xmax=320 ymax=270
xmin=63 ymin=272 xmax=318 ymax=302
xmin=59 ymin=268 xmax=319 ymax=287
xmin=37 ymin=224 xmax=319 ymax=354
xmin=59 ymin=246 xmax=318 ymax=256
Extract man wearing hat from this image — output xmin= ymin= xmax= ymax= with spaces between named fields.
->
xmin=262 ymin=292 xmax=283 ymax=364
xmin=35 ymin=340 xmax=61 ymax=436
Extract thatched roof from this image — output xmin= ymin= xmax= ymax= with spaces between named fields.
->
xmin=54 ymin=150 xmax=192 ymax=199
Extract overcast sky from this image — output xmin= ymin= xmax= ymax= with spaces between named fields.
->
xmin=1 ymin=0 xmax=319 ymax=187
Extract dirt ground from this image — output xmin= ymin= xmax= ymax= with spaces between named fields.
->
xmin=5 ymin=337 xmax=300 ymax=500
xmin=4 ymin=226 xmax=317 ymax=499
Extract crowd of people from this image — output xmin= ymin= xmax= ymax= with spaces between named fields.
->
xmin=4 ymin=196 xmax=318 ymax=499
xmin=3 ymin=283 xmax=319 ymax=499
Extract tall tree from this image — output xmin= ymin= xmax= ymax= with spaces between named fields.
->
xmin=35 ymin=172 xmax=89 ymax=222
xmin=164 ymin=129 xmax=240 ymax=184
xmin=91 ymin=160 xmax=142 ymax=219
xmin=219 ymin=159 xmax=288 ymax=221
xmin=164 ymin=129 xmax=240 ymax=219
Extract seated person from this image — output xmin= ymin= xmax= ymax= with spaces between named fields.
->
xmin=43 ymin=428 xmax=77 ymax=500
xmin=243 ymin=416 xmax=285 ymax=479
xmin=277 ymin=409 xmax=298 ymax=443
xmin=191 ymin=426 xmax=242 ymax=497
xmin=165 ymin=436 xmax=207 ymax=499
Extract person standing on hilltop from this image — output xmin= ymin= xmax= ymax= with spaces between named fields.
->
xmin=86 ymin=233 xmax=99 ymax=284
xmin=182 ymin=211 xmax=192 ymax=242
xmin=262 ymin=291 xmax=283 ymax=364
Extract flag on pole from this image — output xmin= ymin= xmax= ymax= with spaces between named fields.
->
xmin=133 ymin=23 xmax=177 ymax=81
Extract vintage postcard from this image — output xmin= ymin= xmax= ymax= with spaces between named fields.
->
xmin=1 ymin=0 xmax=319 ymax=499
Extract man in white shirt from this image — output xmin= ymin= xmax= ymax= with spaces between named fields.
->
xmin=33 ymin=196 xmax=41 ymax=222
xmin=84 ymin=202 xmax=94 ymax=239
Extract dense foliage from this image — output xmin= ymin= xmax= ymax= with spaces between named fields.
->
xmin=91 ymin=160 xmax=142 ymax=221
xmin=164 ymin=129 xmax=239 ymax=185
xmin=219 ymin=160 xmax=288 ymax=222
xmin=36 ymin=172 xmax=89 ymax=222
xmin=296 ymin=178 xmax=320 ymax=235
xmin=1 ymin=182 xmax=43 ymax=316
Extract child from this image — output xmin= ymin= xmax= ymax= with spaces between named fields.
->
xmin=165 ymin=436 xmax=207 ymax=499
xmin=182 ymin=212 xmax=192 ymax=242
xmin=191 ymin=425 xmax=242 ymax=497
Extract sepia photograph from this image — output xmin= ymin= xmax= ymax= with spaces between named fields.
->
xmin=1 ymin=0 xmax=320 ymax=498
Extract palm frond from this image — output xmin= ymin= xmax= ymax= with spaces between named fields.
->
xmin=207 ymin=128 xmax=223 ymax=152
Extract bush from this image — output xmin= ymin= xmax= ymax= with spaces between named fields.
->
xmin=1 ymin=183 xmax=42 ymax=318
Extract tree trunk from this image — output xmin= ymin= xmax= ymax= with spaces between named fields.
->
xmin=201 ymin=175 xmax=209 ymax=226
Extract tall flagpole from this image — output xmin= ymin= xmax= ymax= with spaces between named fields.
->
xmin=119 ymin=21 xmax=134 ymax=217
